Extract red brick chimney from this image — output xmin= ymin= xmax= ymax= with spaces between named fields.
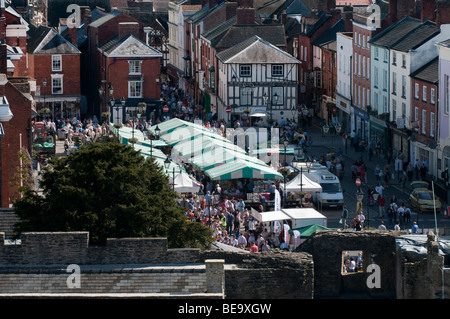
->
xmin=421 ymin=0 xmax=435 ymax=22
xmin=225 ymin=1 xmax=237 ymax=20
xmin=236 ymin=7 xmax=255 ymax=24
xmin=118 ymin=22 xmax=140 ymax=39
xmin=436 ymin=0 xmax=450 ymax=29
xmin=236 ymin=0 xmax=255 ymax=25
xmin=389 ymin=0 xmax=398 ymax=23
xmin=68 ymin=27 xmax=78 ymax=47
xmin=342 ymin=5 xmax=353 ymax=32
xmin=280 ymin=10 xmax=287 ymax=24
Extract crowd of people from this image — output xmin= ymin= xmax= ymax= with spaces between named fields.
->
xmin=181 ymin=194 xmax=290 ymax=253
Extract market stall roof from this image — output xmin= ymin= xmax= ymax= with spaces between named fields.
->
xmin=173 ymin=135 xmax=246 ymax=158
xmin=169 ymin=171 xmax=202 ymax=193
xmin=204 ymin=160 xmax=283 ymax=180
xmin=252 ymin=147 xmax=296 ymax=155
xmin=159 ymin=126 xmax=230 ymax=146
xmin=189 ymin=147 xmax=265 ymax=170
xmin=282 ymin=208 xmax=327 ymax=221
xmin=131 ymin=143 xmax=167 ymax=159
xmin=252 ymin=209 xmax=291 ymax=223
xmin=280 ymin=172 xmax=322 ymax=192
xmin=110 ymin=124 xmax=167 ymax=147
xmin=148 ymin=118 xmax=207 ymax=136
xmin=289 ymin=224 xmax=330 ymax=238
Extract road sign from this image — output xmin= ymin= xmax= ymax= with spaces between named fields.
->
xmin=226 ymin=107 xmax=231 ymax=113
xmin=163 ymin=105 xmax=169 ymax=112
xmin=355 ymin=178 xmax=361 ymax=187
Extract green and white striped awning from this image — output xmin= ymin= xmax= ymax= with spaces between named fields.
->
xmin=189 ymin=147 xmax=265 ymax=171
xmin=204 ymin=160 xmax=282 ymax=181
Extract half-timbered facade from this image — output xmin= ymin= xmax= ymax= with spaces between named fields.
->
xmin=216 ymin=35 xmax=300 ymax=126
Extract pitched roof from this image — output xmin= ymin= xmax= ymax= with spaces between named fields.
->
xmin=89 ymin=10 xmax=121 ymax=28
xmin=390 ymin=20 xmax=439 ymax=52
xmin=410 ymin=57 xmax=439 ymax=84
xmin=27 ymin=26 xmax=81 ymax=54
xmin=312 ymin=19 xmax=345 ymax=51
xmin=214 ymin=24 xmax=287 ymax=50
xmin=98 ymin=33 xmax=162 ymax=57
xmin=216 ymin=35 xmax=299 ymax=64
xmin=201 ymin=16 xmax=237 ymax=44
xmin=369 ymin=16 xmax=423 ymax=48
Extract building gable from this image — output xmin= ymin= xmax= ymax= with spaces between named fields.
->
xmin=217 ymin=35 xmax=299 ymax=64
xmin=101 ymin=34 xmax=162 ymax=58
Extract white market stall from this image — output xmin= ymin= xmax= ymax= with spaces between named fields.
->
xmin=251 ymin=207 xmax=327 ymax=230
xmin=282 ymin=208 xmax=327 ymax=228
xmin=280 ymin=172 xmax=322 ymax=193
xmin=169 ymin=172 xmax=202 ymax=193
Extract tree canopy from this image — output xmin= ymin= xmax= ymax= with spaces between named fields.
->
xmin=13 ymin=142 xmax=213 ymax=249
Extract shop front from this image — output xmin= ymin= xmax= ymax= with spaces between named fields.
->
xmin=353 ymin=106 xmax=369 ymax=143
xmin=369 ymin=115 xmax=388 ymax=158
xmin=335 ymin=93 xmax=351 ymax=135
xmin=34 ymin=95 xmax=84 ymax=124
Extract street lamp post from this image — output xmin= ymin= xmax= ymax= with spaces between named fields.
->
xmin=109 ymin=98 xmax=115 ymax=123
xmin=263 ymin=91 xmax=279 ymax=125
xmin=371 ymin=192 xmax=378 ymax=229
xmin=164 ymin=156 xmax=176 ymax=191
xmin=99 ymin=82 xmax=114 ymax=121
xmin=356 ymin=189 xmax=364 ymax=217
xmin=283 ymin=140 xmax=288 ymax=167
xmin=298 ymin=157 xmax=312 ymax=207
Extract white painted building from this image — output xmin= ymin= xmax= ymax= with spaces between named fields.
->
xmin=167 ymin=0 xmax=201 ymax=89
xmin=216 ymin=35 xmax=300 ymax=126
xmin=335 ymin=32 xmax=353 ymax=133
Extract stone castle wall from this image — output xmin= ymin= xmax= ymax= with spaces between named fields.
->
xmin=0 ymin=232 xmax=314 ymax=299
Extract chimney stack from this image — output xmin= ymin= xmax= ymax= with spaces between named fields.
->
xmin=342 ymin=5 xmax=353 ymax=32
xmin=225 ymin=1 xmax=237 ymax=20
xmin=236 ymin=0 xmax=255 ymax=25
xmin=118 ymin=22 xmax=140 ymax=39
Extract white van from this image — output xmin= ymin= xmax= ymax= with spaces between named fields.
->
xmin=293 ymin=162 xmax=344 ymax=209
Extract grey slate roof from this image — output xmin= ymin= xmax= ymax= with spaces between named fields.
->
xmin=312 ymin=19 xmax=345 ymax=51
xmin=27 ymin=26 xmax=81 ymax=54
xmin=369 ymin=16 xmax=425 ymax=48
xmin=89 ymin=10 xmax=121 ymax=28
xmin=214 ymin=24 xmax=286 ymax=50
xmin=390 ymin=20 xmax=439 ymax=52
xmin=410 ymin=57 xmax=439 ymax=84
xmin=202 ymin=16 xmax=237 ymax=44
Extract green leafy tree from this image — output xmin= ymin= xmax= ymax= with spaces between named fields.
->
xmin=13 ymin=142 xmax=214 ymax=249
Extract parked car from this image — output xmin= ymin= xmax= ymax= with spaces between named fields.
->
xmin=409 ymin=181 xmax=441 ymax=212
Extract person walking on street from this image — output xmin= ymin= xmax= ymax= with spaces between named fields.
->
xmin=378 ymin=194 xmax=386 ymax=218
xmin=341 ymin=205 xmax=349 ymax=229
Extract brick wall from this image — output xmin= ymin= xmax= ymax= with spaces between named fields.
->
xmin=0 ymin=81 xmax=32 ymax=208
